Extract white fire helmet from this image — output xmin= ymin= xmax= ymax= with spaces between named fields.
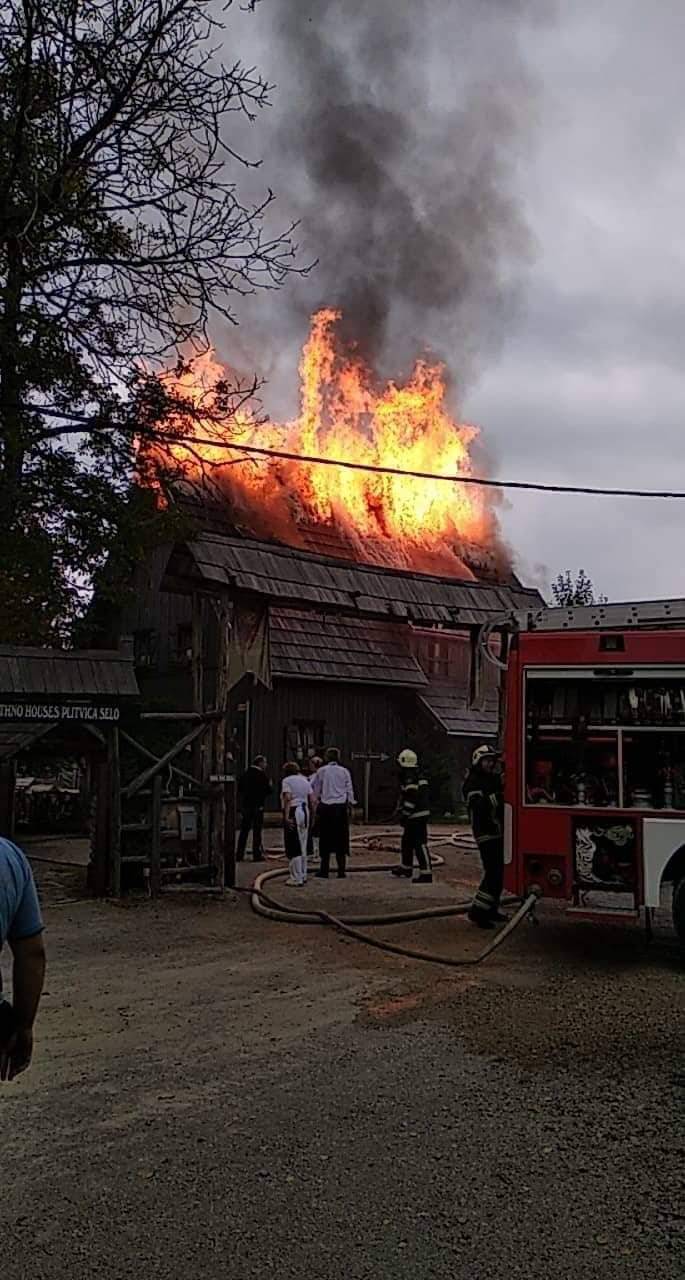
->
xmin=472 ymin=744 xmax=500 ymax=767
xmin=397 ymin=748 xmax=418 ymax=769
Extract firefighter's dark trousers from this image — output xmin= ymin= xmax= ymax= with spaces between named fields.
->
xmin=400 ymin=819 xmax=431 ymax=875
xmin=470 ymin=834 xmax=504 ymax=918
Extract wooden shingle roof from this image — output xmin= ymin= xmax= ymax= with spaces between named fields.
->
xmin=270 ymin=609 xmax=427 ymax=687
xmin=166 ymin=533 xmax=542 ymax=626
xmin=419 ymin=683 xmax=499 ymax=739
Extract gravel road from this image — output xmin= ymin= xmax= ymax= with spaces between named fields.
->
xmin=2 ymin=841 xmax=683 ymax=1279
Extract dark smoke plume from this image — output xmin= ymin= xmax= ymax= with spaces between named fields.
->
xmin=244 ymin=0 xmax=538 ymax=380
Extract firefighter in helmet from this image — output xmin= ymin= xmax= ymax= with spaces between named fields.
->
xmin=463 ymin=744 xmax=506 ymax=928
xmin=391 ymin=749 xmax=433 ymax=884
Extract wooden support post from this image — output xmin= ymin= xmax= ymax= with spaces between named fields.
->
xmin=352 ymin=753 xmax=389 ymax=825
xmin=199 ymin=739 xmax=212 ymax=872
xmin=192 ymin=590 xmax=205 ymax=771
xmin=108 ymin=726 xmax=122 ymax=898
xmin=468 ymin=626 xmax=482 ymax=708
xmin=139 ymin=712 xmax=218 ymax=722
xmin=363 ymin=759 xmax=372 ymax=826
xmin=0 ymin=759 xmax=17 ymax=840
xmin=211 ymin=597 xmax=233 ymax=890
xmin=90 ymin=758 xmax=109 ymax=896
xmin=210 ymin=727 xmax=226 ymax=891
xmin=192 ymin=592 xmax=213 ymax=871
xmin=150 ymin=774 xmax=162 ymax=897
xmin=224 ymin=771 xmax=237 ymax=889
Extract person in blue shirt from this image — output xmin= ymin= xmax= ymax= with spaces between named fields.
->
xmin=0 ymin=837 xmax=46 ymax=1081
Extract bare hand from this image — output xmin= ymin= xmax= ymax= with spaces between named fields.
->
xmin=0 ymin=1027 xmax=33 ymax=1082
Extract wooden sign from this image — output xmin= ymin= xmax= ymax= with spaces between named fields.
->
xmin=0 ymin=701 xmax=122 ymax=723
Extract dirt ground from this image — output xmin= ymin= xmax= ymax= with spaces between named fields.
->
xmin=2 ymin=831 xmax=684 ymax=1280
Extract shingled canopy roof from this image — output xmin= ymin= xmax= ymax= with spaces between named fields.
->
xmin=164 ymin=533 xmax=542 ymax=626
xmin=0 ymin=646 xmax=139 ymax=701
xmin=419 ymin=683 xmax=499 ymax=739
xmin=270 ymin=608 xmax=427 ymax=687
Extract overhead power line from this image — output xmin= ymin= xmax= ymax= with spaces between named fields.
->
xmin=163 ymin=434 xmax=685 ymax=500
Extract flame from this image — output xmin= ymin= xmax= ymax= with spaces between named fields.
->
xmin=154 ymin=309 xmax=502 ymax=578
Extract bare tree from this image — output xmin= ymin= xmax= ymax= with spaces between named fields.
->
xmin=0 ymin=0 xmax=303 ymax=640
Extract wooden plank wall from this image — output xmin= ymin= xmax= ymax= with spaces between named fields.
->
xmin=122 ymin=549 xmax=192 ymax=671
xmin=121 ymin=575 xmax=491 ymax=818
xmin=247 ymin=681 xmax=413 ymax=816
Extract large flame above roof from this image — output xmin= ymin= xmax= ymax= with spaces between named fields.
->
xmin=155 ymin=309 xmax=508 ymax=580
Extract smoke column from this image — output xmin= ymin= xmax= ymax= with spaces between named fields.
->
xmin=231 ymin=0 xmax=539 ymax=385
xmin=200 ymin=1 xmax=546 ymax=579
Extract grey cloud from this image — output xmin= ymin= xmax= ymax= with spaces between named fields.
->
xmin=462 ymin=1 xmax=685 ymax=598
xmin=479 ymin=283 xmax=685 ymax=379
xmin=218 ymin=1 xmax=685 ymax=601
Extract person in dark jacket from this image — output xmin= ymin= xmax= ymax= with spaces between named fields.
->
xmin=463 ymin=744 xmax=505 ymax=928
xmin=236 ymin=756 xmax=272 ymax=862
xmin=391 ymin=748 xmax=433 ymax=884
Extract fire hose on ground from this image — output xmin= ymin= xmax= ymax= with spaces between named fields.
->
xmin=248 ymin=860 xmax=539 ymax=969
xmin=41 ymin=827 xmax=540 ymax=960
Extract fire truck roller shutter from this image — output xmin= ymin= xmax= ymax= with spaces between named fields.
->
xmin=642 ymin=818 xmax=685 ymax=908
xmin=504 ymin=803 xmax=513 ymax=864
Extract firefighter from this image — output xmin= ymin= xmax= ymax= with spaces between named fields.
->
xmin=463 ymin=744 xmax=506 ymax=928
xmin=391 ymin=749 xmax=433 ymax=884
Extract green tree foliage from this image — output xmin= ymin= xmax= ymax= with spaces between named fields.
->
xmin=0 ymin=0 xmax=301 ymax=642
xmin=550 ymin=569 xmax=608 ymax=607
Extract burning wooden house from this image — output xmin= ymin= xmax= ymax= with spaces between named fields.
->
xmin=116 ymin=525 xmax=540 ymax=818
xmin=115 ymin=309 xmax=543 ymax=817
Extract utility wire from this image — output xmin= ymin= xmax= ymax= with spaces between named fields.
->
xmin=162 ymin=435 xmax=685 ymax=500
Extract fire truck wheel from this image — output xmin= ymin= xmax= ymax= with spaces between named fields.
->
xmin=672 ymin=874 xmax=685 ymax=952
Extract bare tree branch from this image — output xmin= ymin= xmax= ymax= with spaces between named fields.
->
xmin=0 ymin=0 xmax=307 ymax=641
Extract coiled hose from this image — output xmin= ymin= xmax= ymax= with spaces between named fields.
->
xmin=249 ymin=862 xmax=538 ymax=969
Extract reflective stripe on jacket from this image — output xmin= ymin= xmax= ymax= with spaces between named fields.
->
xmin=463 ymin=767 xmax=502 ymax=843
xmin=400 ymin=775 xmax=430 ymax=822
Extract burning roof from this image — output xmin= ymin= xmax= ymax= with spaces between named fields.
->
xmin=150 ymin=309 xmax=512 ymax=584
xmin=164 ymin=531 xmax=540 ymax=626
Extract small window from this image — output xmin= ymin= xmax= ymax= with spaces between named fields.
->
xmin=413 ymin=630 xmax=470 ymax=681
xmin=426 ymin=639 xmax=443 ymax=677
xmin=174 ymin=624 xmax=192 ymax=666
xmin=284 ymin=721 xmax=325 ymax=764
xmin=133 ymin=628 xmax=158 ymax=669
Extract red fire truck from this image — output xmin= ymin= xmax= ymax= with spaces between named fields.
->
xmin=496 ymin=598 xmax=685 ymax=944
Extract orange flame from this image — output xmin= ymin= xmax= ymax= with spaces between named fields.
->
xmin=156 ymin=309 xmax=503 ymax=578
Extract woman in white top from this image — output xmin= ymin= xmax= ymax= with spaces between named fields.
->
xmin=281 ymin=762 xmax=314 ymax=886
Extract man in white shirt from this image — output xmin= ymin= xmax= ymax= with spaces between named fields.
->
xmin=312 ymin=747 xmax=356 ymax=879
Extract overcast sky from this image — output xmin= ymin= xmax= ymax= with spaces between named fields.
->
xmin=221 ymin=1 xmax=685 ymax=602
